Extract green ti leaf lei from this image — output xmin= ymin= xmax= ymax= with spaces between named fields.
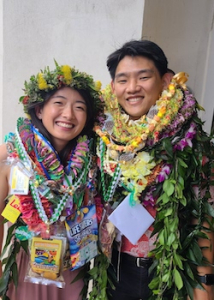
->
xmin=90 ymin=87 xmax=214 ymax=299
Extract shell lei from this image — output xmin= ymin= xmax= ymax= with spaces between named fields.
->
xmin=89 ymin=73 xmax=214 ymax=300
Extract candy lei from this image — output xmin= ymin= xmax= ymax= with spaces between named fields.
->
xmin=14 ymin=118 xmax=91 ymax=225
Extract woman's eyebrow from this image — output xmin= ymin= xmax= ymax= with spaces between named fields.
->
xmin=75 ymin=100 xmax=86 ymax=105
xmin=52 ymin=95 xmax=67 ymax=99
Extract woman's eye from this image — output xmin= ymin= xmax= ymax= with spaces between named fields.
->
xmin=75 ymin=106 xmax=86 ymax=111
xmin=54 ymin=101 xmax=63 ymax=105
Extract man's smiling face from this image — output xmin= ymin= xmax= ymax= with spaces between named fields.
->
xmin=111 ymin=55 xmax=168 ymax=120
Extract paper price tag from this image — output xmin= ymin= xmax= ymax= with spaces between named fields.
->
xmin=2 ymin=195 xmax=21 ymax=223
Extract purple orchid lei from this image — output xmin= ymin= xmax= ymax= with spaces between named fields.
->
xmin=146 ymin=90 xmax=196 ymax=146
xmin=143 ymin=90 xmax=198 ymax=207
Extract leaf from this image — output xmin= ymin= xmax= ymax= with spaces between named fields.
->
xmin=163 ymin=180 xmax=175 ymax=196
xmin=173 ymin=253 xmax=184 ymax=270
xmin=183 ymin=262 xmax=194 ymax=280
xmin=149 ymin=276 xmax=159 ymax=290
xmin=0 ymin=270 xmax=10 ymax=295
xmin=167 ymin=233 xmax=176 ymax=246
xmin=179 ymin=196 xmax=187 ymax=206
xmin=162 ymin=272 xmax=170 ymax=282
xmin=88 ymin=266 xmax=98 ymax=277
xmin=174 ymin=268 xmax=183 ymax=290
xmin=204 ymin=202 xmax=214 ymax=218
xmin=162 ymin=138 xmax=173 ymax=158
xmin=20 ymin=240 xmax=28 ymax=253
xmin=11 ymin=262 xmax=18 ymax=287
xmin=164 ymin=208 xmax=173 ymax=217
xmin=4 ymin=253 xmax=15 ymax=272
xmin=156 ymin=192 xmax=170 ymax=205
xmin=178 ymin=158 xmax=188 ymax=168
xmin=158 ymin=229 xmax=165 ymax=245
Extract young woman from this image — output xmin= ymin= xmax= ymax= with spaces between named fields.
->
xmin=0 ymin=63 xmax=103 ymax=300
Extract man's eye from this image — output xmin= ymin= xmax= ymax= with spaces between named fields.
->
xmin=140 ymin=76 xmax=149 ymax=80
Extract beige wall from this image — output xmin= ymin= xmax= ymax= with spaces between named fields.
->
xmin=0 ymin=0 xmax=145 ymax=142
xmin=142 ymin=0 xmax=214 ymax=133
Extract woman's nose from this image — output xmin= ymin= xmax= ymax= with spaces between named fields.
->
xmin=62 ymin=106 xmax=74 ymax=119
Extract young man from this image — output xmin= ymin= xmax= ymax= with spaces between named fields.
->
xmin=93 ymin=40 xmax=214 ymax=300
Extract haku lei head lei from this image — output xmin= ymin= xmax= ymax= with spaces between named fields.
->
xmin=91 ymin=72 xmax=214 ymax=300
xmin=19 ymin=60 xmax=103 ymax=119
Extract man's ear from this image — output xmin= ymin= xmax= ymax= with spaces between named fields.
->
xmin=35 ymin=105 xmax=43 ymax=120
xmin=162 ymin=73 xmax=172 ymax=90
xmin=110 ymin=80 xmax=115 ymax=94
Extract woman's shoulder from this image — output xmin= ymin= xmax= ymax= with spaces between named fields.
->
xmin=0 ymin=144 xmax=9 ymax=162
xmin=0 ymin=144 xmax=11 ymax=178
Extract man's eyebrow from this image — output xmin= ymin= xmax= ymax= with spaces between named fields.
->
xmin=115 ymin=69 xmax=154 ymax=79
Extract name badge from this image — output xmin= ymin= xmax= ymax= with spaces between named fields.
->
xmin=108 ymin=194 xmax=154 ymax=245
xmin=10 ymin=166 xmax=29 ymax=195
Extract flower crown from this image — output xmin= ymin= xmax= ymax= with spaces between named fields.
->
xmin=19 ymin=61 xmax=103 ymax=117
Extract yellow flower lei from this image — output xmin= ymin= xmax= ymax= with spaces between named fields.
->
xmin=97 ymin=72 xmax=189 ymax=203
xmin=95 ymin=72 xmax=188 ymax=153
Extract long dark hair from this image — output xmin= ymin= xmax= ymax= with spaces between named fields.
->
xmin=27 ymin=86 xmax=96 ymax=166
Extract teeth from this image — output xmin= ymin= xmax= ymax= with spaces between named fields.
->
xmin=128 ymin=98 xmax=141 ymax=103
xmin=57 ymin=122 xmax=74 ymax=128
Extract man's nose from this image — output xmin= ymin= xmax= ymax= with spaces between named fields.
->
xmin=126 ymin=79 xmax=141 ymax=93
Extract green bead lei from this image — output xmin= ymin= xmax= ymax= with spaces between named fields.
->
xmin=100 ymin=139 xmax=121 ymax=203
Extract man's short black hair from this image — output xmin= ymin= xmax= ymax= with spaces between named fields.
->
xmin=107 ymin=40 xmax=168 ymax=79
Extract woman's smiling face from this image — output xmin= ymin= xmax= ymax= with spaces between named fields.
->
xmin=36 ymin=87 xmax=87 ymax=152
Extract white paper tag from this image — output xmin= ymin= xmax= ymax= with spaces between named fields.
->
xmin=108 ymin=194 xmax=154 ymax=245
xmin=10 ymin=166 xmax=29 ymax=195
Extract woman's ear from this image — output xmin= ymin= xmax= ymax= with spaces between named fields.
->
xmin=162 ymin=73 xmax=172 ymax=90
xmin=35 ymin=105 xmax=43 ymax=120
